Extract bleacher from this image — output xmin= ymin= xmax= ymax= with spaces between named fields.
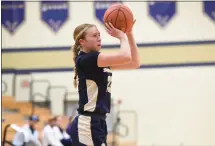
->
xmin=2 ymin=96 xmax=53 ymax=144
xmin=2 ymin=96 xmax=135 ymax=146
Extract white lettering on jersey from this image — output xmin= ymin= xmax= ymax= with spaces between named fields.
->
xmin=103 ymin=68 xmax=112 ymax=93
xmin=107 ymin=76 xmax=112 ymax=93
xmin=103 ymin=68 xmax=111 ymax=73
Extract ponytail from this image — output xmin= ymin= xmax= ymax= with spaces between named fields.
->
xmin=72 ymin=23 xmax=95 ymax=88
xmin=72 ymin=43 xmax=80 ymax=88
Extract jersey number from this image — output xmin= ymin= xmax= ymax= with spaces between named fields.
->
xmin=107 ymin=76 xmax=112 ymax=93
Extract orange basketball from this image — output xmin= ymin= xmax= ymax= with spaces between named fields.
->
xmin=103 ymin=3 xmax=134 ymax=33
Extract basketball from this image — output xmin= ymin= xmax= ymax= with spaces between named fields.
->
xmin=103 ymin=3 xmax=134 ymax=33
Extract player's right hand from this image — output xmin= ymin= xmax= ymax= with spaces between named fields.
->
xmin=105 ymin=22 xmax=125 ymax=40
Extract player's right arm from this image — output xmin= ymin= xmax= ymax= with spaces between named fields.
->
xmin=97 ymin=23 xmax=132 ymax=67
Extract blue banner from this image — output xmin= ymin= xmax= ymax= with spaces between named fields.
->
xmin=203 ymin=1 xmax=215 ymax=23
xmin=41 ymin=1 xmax=69 ymax=32
xmin=94 ymin=1 xmax=122 ymax=24
xmin=1 ymin=1 xmax=25 ymax=34
xmin=148 ymin=1 xmax=176 ymax=27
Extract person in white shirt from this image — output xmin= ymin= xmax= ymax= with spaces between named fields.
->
xmin=42 ymin=116 xmax=64 ymax=146
xmin=54 ymin=116 xmax=72 ymax=146
xmin=12 ymin=115 xmax=42 ymax=146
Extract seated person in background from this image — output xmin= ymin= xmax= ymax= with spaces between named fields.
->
xmin=12 ymin=115 xmax=42 ymax=146
xmin=66 ymin=116 xmax=73 ymax=140
xmin=54 ymin=116 xmax=72 ymax=146
xmin=68 ymin=116 xmax=74 ymax=123
xmin=43 ymin=116 xmax=71 ymax=146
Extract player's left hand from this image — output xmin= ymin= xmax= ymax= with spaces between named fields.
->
xmin=126 ymin=19 xmax=136 ymax=35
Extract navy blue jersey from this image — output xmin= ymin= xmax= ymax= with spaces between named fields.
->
xmin=76 ymin=51 xmax=112 ymax=114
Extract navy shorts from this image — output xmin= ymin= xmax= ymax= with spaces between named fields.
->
xmin=66 ymin=114 xmax=108 ymax=146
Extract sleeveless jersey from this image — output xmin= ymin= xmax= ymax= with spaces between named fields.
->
xmin=76 ymin=51 xmax=112 ymax=114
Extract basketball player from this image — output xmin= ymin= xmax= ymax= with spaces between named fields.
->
xmin=66 ymin=21 xmax=139 ymax=146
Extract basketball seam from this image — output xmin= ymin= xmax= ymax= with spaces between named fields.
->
xmin=119 ymin=7 xmax=133 ymax=18
xmin=119 ymin=9 xmax=127 ymax=32
xmin=115 ymin=9 xmax=120 ymax=27
xmin=104 ymin=9 xmax=119 ymax=25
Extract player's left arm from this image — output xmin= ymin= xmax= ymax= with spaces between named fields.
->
xmin=111 ymin=30 xmax=140 ymax=70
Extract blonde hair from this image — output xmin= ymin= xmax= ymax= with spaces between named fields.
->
xmin=72 ymin=24 xmax=95 ymax=88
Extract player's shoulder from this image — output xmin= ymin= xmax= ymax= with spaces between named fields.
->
xmin=76 ymin=51 xmax=99 ymax=60
xmin=76 ymin=51 xmax=100 ymax=68
xmin=80 ymin=51 xmax=100 ymax=58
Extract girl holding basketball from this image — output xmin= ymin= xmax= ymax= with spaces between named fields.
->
xmin=66 ymin=6 xmax=140 ymax=146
